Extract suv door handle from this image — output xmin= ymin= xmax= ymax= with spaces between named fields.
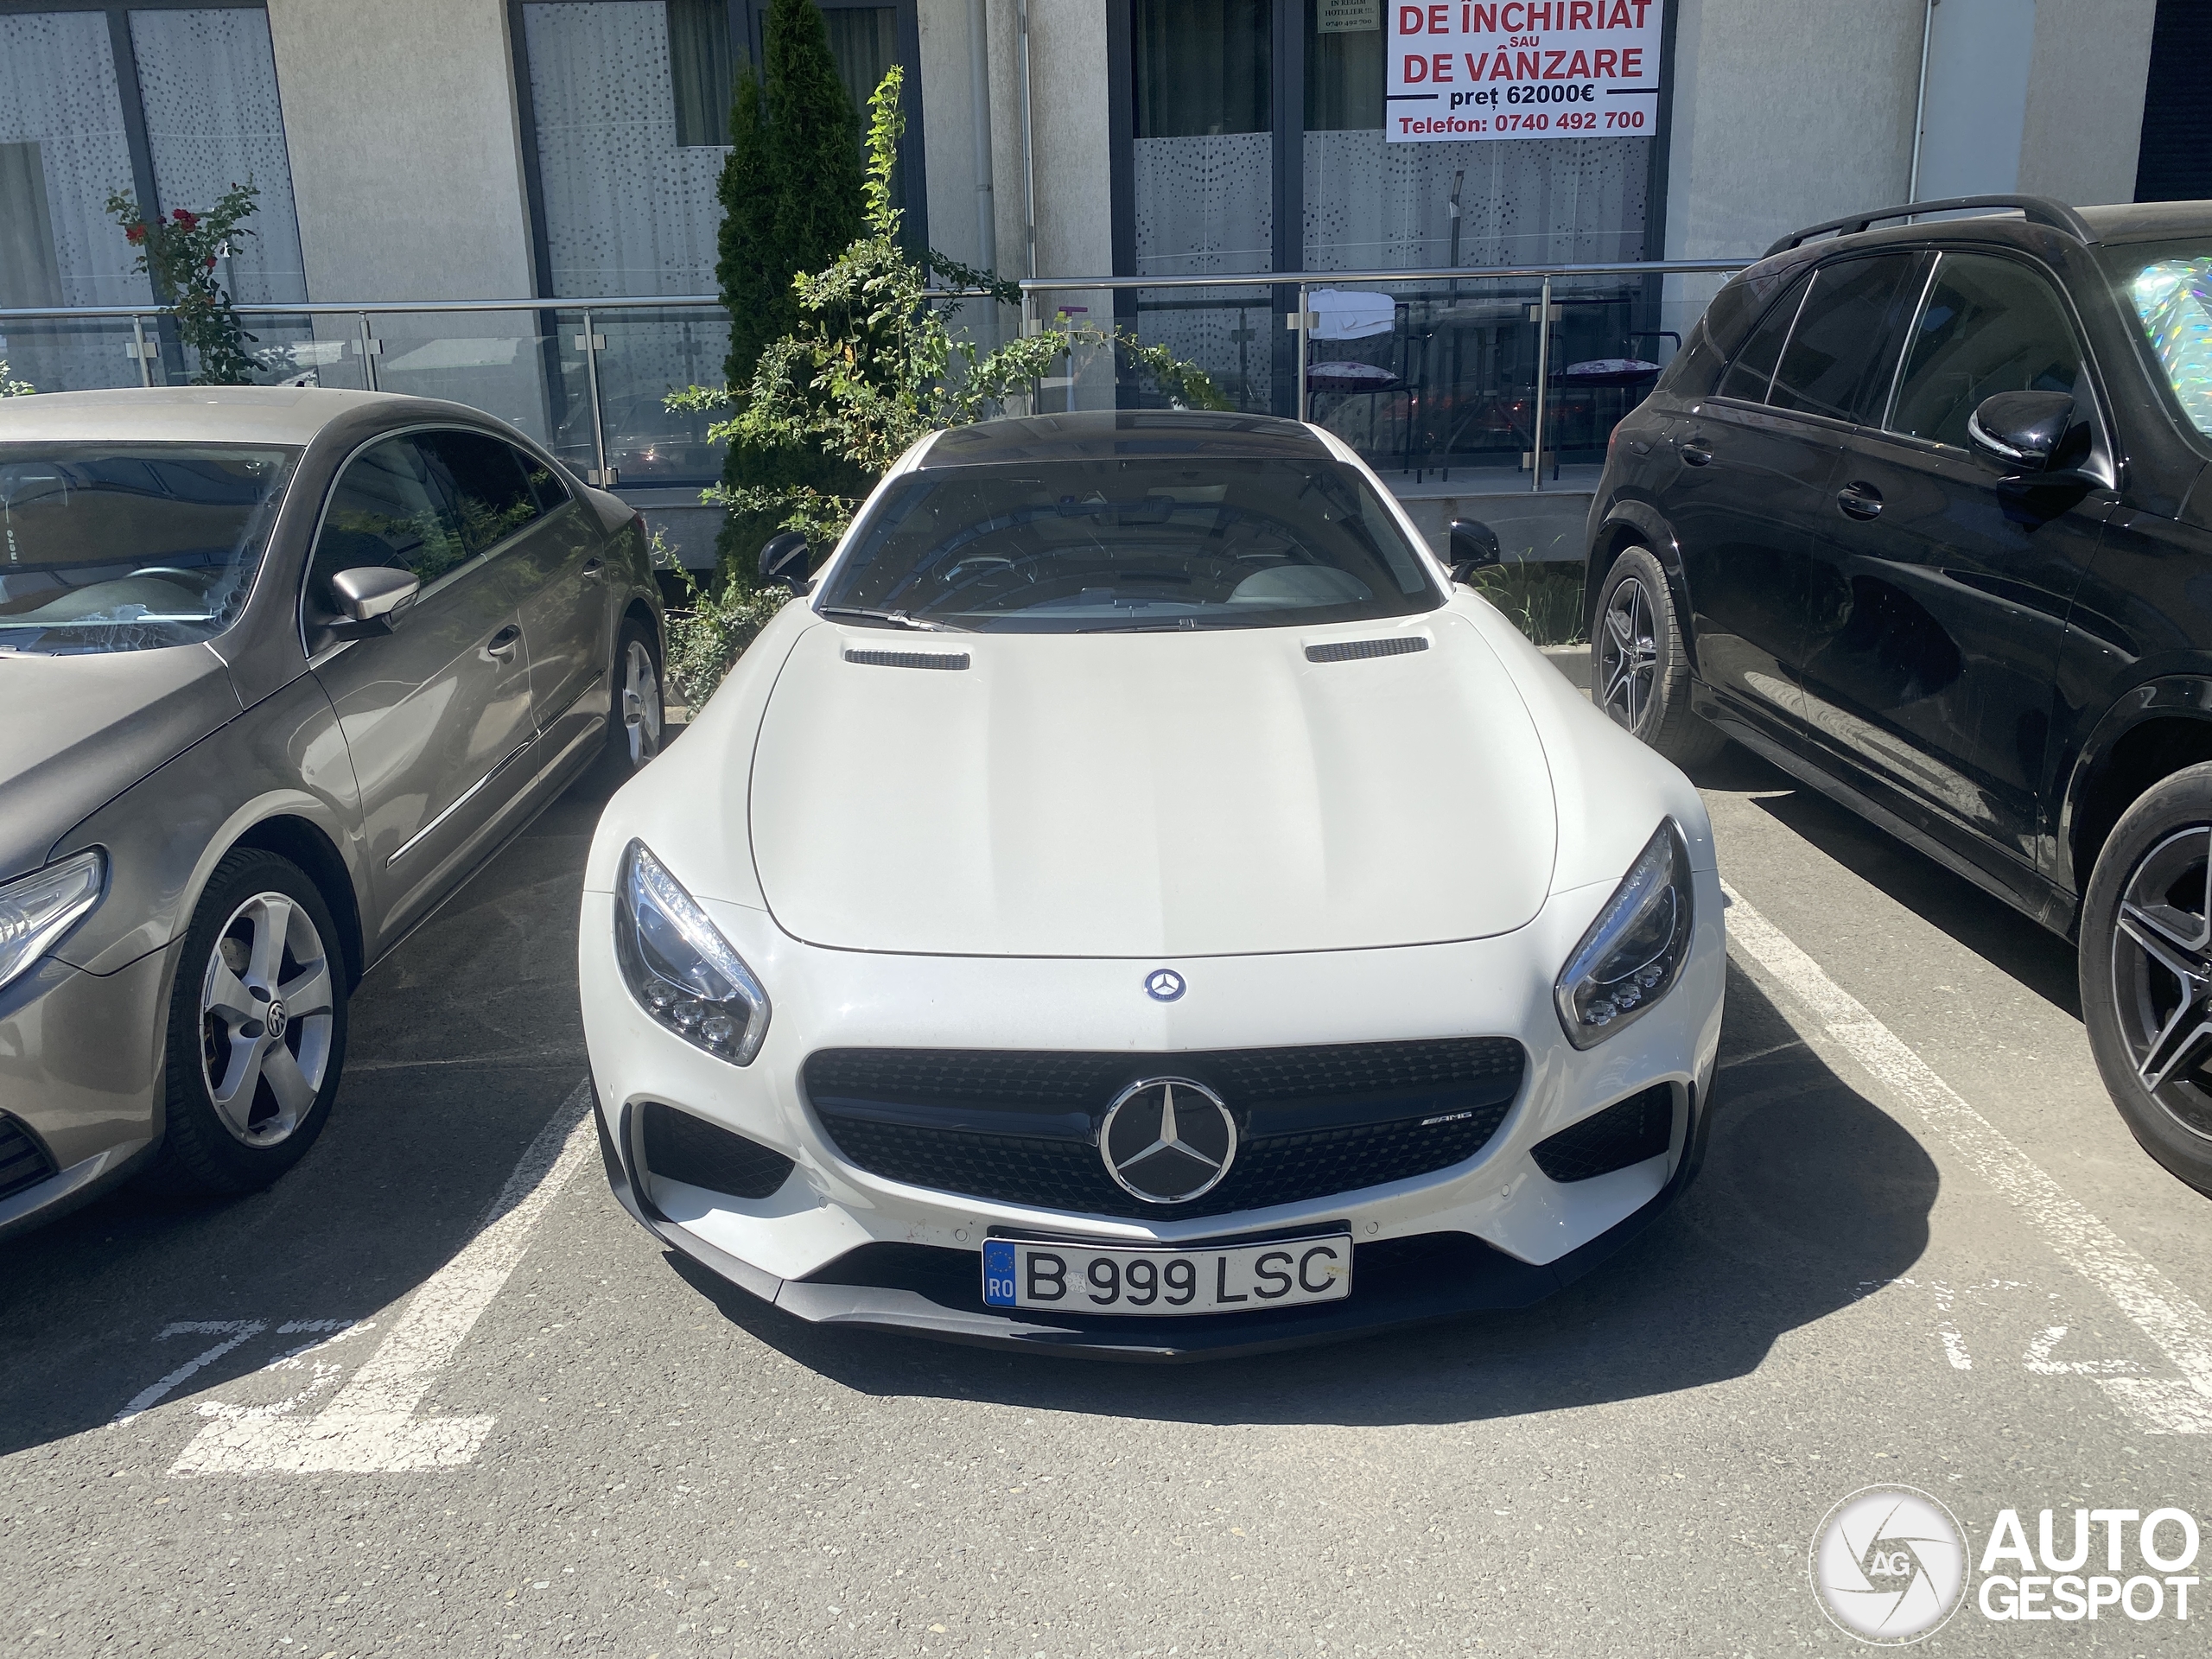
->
xmin=480 ymin=624 xmax=522 ymax=661
xmin=1679 ymin=438 xmax=1713 ymax=467
xmin=1837 ymin=481 xmax=1884 ymax=520
xmin=580 ymin=557 xmax=606 ymax=580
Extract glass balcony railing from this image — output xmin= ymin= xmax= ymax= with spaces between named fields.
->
xmin=1 ymin=262 xmax=1745 ymax=497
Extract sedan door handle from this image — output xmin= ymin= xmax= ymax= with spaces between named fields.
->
xmin=1679 ymin=440 xmax=1713 ymax=467
xmin=480 ymin=624 xmax=522 ymax=662
xmin=1836 ymin=481 xmax=1884 ymax=520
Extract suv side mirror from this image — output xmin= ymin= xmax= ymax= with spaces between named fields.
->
xmin=759 ymin=531 xmax=812 ymax=596
xmin=1967 ymin=391 xmax=2075 ymax=472
xmin=1447 ymin=518 xmax=1503 ymax=584
xmin=329 ymin=566 xmax=420 ymax=633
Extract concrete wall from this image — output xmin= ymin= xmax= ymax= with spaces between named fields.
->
xmin=1662 ymin=0 xmax=1923 ymax=262
xmin=266 ymin=0 xmax=537 ymax=302
xmin=2018 ymin=0 xmax=2158 ymax=207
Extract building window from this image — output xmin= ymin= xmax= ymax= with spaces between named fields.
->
xmin=668 ymin=0 xmax=734 ymax=147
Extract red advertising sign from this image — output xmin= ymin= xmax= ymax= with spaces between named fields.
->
xmin=1385 ymin=2 xmax=1665 ymax=143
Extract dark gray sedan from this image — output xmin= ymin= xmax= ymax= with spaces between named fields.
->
xmin=0 ymin=387 xmax=663 ymax=1232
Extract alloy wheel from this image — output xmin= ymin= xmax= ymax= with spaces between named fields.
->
xmin=622 ymin=639 xmax=662 ymax=766
xmin=2108 ymin=825 xmax=2212 ymax=1143
xmin=199 ymin=890 xmax=336 ymax=1147
xmin=1599 ymin=574 xmax=1658 ymax=732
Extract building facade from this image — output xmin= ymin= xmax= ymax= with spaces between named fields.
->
xmin=0 ymin=0 xmax=2201 ymax=540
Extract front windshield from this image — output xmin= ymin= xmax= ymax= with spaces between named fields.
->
xmin=2109 ymin=239 xmax=2212 ymax=439
xmin=817 ymin=457 xmax=1441 ymax=632
xmin=0 ymin=444 xmax=296 ymax=654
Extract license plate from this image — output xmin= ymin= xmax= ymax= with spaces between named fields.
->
xmin=981 ymin=1233 xmax=1352 ymax=1316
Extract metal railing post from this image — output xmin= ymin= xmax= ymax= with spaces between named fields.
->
xmin=1296 ymin=282 xmax=1311 ymax=425
xmin=579 ymin=308 xmax=611 ymax=487
xmin=130 ymin=313 xmax=152 ymax=387
xmin=357 ymin=311 xmax=380 ymax=391
xmin=1530 ymin=275 xmax=1552 ymax=494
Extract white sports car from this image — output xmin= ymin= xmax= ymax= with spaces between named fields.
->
xmin=579 ymin=410 xmax=1723 ymax=1357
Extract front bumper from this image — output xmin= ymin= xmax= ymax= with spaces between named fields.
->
xmin=580 ymin=872 xmax=1724 ymax=1358
xmin=0 ymin=944 xmax=172 ymax=1240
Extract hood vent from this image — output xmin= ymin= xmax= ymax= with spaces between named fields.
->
xmin=844 ymin=648 xmax=970 ymax=671
xmin=1306 ymin=635 xmax=1427 ymax=664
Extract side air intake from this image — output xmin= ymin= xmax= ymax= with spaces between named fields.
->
xmin=1306 ymin=636 xmax=1427 ymax=664
xmin=637 ymin=1101 xmax=795 ymax=1199
xmin=1529 ymin=1084 xmax=1675 ymax=1182
xmin=0 ymin=1113 xmax=56 ymax=1204
xmin=844 ymin=649 xmax=970 ymax=671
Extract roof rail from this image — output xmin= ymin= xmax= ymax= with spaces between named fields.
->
xmin=1763 ymin=194 xmax=2100 ymax=259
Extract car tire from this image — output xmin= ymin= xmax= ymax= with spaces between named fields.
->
xmin=612 ymin=614 xmax=664 ymax=772
xmin=2080 ymin=764 xmax=2212 ymax=1196
xmin=150 ymin=849 xmax=349 ymax=1198
xmin=1592 ymin=546 xmax=1727 ymax=768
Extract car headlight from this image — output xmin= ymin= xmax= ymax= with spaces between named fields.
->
xmin=0 ymin=849 xmax=105 ymax=995
xmin=613 ymin=841 xmax=771 ymax=1064
xmin=1554 ymin=821 xmax=1694 ymax=1048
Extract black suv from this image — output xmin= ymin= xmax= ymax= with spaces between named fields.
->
xmin=1585 ymin=193 xmax=2212 ymax=1195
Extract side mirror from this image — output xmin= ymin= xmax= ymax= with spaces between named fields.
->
xmin=1967 ymin=391 xmax=2075 ymax=472
xmin=329 ymin=566 xmax=420 ymax=632
xmin=759 ymin=531 xmax=812 ymax=596
xmin=1447 ymin=518 xmax=1503 ymax=584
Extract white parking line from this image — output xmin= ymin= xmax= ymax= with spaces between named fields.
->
xmin=1724 ymin=881 xmax=2212 ymax=1433
xmin=169 ymin=1082 xmax=597 ymax=1475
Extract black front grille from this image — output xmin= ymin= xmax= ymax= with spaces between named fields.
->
xmin=804 ymin=1039 xmax=1523 ymax=1220
xmin=1530 ymin=1084 xmax=1675 ymax=1183
xmin=0 ymin=1114 xmax=56 ymax=1205
xmin=638 ymin=1102 xmax=795 ymax=1199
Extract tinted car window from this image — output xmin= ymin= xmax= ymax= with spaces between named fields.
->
xmin=1889 ymin=253 xmax=2083 ymax=448
xmin=820 ymin=458 xmax=1440 ymax=633
xmin=1769 ymin=254 xmax=1920 ymax=423
xmin=415 ymin=429 xmax=544 ymax=557
xmin=308 ymin=435 xmax=471 ymax=614
xmin=1716 ymin=270 xmax=1809 ymax=403
xmin=0 ymin=444 xmax=294 ymax=654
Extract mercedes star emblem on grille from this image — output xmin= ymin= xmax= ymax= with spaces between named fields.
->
xmin=1099 ymin=1077 xmax=1237 ymax=1204
xmin=1144 ymin=969 xmax=1185 ymax=1001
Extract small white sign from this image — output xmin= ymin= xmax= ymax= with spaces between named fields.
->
xmin=1386 ymin=1 xmax=1665 ymax=143
xmin=1319 ymin=0 xmax=1382 ymax=30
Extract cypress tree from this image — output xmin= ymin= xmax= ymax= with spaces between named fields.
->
xmin=712 ymin=0 xmax=868 ymax=581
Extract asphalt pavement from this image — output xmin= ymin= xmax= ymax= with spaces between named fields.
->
xmin=4 ymin=654 xmax=2209 ymax=1657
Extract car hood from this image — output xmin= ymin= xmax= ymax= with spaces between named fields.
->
xmin=747 ymin=613 xmax=1557 ymax=957
xmin=0 ymin=644 xmax=241 ymax=880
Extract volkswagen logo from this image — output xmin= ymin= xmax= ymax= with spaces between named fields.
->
xmin=264 ymin=999 xmax=288 ymax=1040
xmin=1144 ymin=969 xmax=1185 ymax=1002
xmin=1099 ymin=1077 xmax=1236 ymax=1204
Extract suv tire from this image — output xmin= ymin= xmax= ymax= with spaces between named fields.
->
xmin=2080 ymin=763 xmax=2212 ymax=1196
xmin=150 ymin=849 xmax=349 ymax=1197
xmin=612 ymin=614 xmax=664 ymax=772
xmin=1592 ymin=546 xmax=1727 ymax=767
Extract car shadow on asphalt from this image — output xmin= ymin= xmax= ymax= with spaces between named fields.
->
xmin=0 ymin=763 xmax=620 ymax=1460
xmin=1686 ymin=742 xmax=2082 ymax=1020
xmin=672 ymin=957 xmax=1942 ymax=1425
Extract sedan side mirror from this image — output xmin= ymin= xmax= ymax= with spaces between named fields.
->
xmin=329 ymin=566 xmax=420 ymax=633
xmin=759 ymin=531 xmax=813 ymax=596
xmin=1967 ymin=391 xmax=2075 ymax=472
xmin=1447 ymin=518 xmax=1503 ymax=585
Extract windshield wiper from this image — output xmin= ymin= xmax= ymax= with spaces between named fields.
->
xmin=817 ymin=605 xmax=969 ymax=632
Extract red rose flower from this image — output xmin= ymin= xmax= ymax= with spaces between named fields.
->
xmin=125 ymin=225 xmax=145 ymax=245
xmin=171 ymin=208 xmax=198 ymax=228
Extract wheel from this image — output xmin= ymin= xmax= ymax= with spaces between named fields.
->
xmin=151 ymin=849 xmax=348 ymax=1197
xmin=1591 ymin=545 xmax=1727 ymax=767
xmin=2081 ymin=764 xmax=2212 ymax=1196
xmin=613 ymin=615 xmax=664 ymax=771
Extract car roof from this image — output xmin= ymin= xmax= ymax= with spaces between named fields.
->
xmin=1762 ymin=199 xmax=2212 ymax=270
xmin=920 ymin=409 xmax=1332 ymax=467
xmin=0 ymin=385 xmax=493 ymax=447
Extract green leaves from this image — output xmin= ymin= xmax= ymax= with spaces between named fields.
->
xmin=105 ymin=181 xmax=264 ymax=386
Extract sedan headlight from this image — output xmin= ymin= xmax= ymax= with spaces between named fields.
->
xmin=1554 ymin=821 xmax=1694 ymax=1048
xmin=614 ymin=841 xmax=771 ymax=1064
xmin=0 ymin=849 xmax=105 ymax=995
